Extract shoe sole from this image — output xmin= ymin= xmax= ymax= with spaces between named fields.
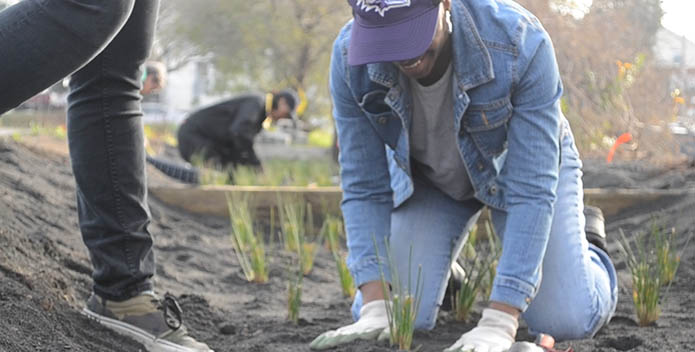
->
xmin=82 ymin=307 xmax=209 ymax=352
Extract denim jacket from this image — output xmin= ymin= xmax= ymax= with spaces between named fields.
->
xmin=330 ymin=0 xmax=565 ymax=311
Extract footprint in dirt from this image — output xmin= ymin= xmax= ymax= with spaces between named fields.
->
xmin=599 ymin=335 xmax=643 ymax=351
xmin=176 ymin=253 xmax=192 ymax=262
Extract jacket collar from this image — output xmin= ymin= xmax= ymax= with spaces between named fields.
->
xmin=365 ymin=0 xmax=495 ymax=91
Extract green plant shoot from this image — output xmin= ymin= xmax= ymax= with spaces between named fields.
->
xmin=618 ymin=228 xmax=661 ymax=326
xmin=375 ymin=237 xmax=423 ymax=351
xmin=226 ymin=193 xmax=268 ymax=283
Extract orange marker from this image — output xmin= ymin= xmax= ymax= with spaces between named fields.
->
xmin=606 ymin=132 xmax=633 ymax=163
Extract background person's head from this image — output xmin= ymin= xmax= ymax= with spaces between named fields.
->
xmin=269 ymin=89 xmax=298 ymax=121
xmin=347 ymin=0 xmax=453 ymax=81
xmin=141 ymin=61 xmax=167 ymax=95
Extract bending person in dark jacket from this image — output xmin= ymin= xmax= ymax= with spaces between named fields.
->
xmin=177 ymin=90 xmax=297 ymax=170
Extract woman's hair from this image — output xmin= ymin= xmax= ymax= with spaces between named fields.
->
xmin=271 ymin=89 xmax=298 ymax=111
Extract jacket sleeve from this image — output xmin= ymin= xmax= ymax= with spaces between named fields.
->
xmin=330 ymin=32 xmax=394 ymax=287
xmin=489 ymin=23 xmax=564 ymax=311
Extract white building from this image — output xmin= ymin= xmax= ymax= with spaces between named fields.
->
xmin=653 ymin=27 xmax=695 ymax=117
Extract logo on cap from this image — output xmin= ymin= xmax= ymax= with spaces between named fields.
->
xmin=356 ymin=0 xmax=411 ymax=17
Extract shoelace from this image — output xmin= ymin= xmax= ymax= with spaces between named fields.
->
xmin=153 ymin=293 xmax=183 ymax=330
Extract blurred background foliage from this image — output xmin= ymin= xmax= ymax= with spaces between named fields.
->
xmin=154 ymin=0 xmax=350 ymax=122
xmin=151 ymin=0 xmax=685 ymax=161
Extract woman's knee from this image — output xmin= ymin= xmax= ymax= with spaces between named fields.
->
xmin=60 ymin=0 xmax=136 ymax=45
xmin=414 ymin=303 xmax=438 ymax=330
xmin=525 ymin=297 xmax=606 ymax=340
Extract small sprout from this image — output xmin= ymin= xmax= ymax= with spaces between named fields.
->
xmin=301 ymin=242 xmax=317 ymax=275
xmin=226 ymin=193 xmax=268 ymax=283
xmin=336 ymin=254 xmax=355 ymax=299
xmin=376 ymin=238 xmax=423 ymax=351
xmin=322 ymin=216 xmax=355 ymax=298
xmin=280 ymin=200 xmax=305 ymax=253
xmin=482 ymin=220 xmax=501 ymax=301
xmin=652 ymin=223 xmax=680 ymax=286
xmin=230 ymin=164 xmax=263 ymax=186
xmin=618 ymin=225 xmax=693 ymax=327
xmin=452 ymin=221 xmax=499 ymax=322
xmin=618 ymin=228 xmax=661 ymax=326
xmin=191 ymin=153 xmax=231 ymax=185
xmin=287 ymin=265 xmax=303 ymax=324
xmin=279 ymin=199 xmax=319 ymax=276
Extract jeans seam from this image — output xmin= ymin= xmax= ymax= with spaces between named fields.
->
xmin=425 ymin=219 xmax=476 ymax=329
xmin=425 ymin=255 xmax=452 ymax=328
xmin=98 ymin=49 xmax=133 ymax=275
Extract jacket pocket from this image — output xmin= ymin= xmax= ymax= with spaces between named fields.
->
xmin=358 ymin=90 xmax=401 ymax=149
xmin=462 ymin=97 xmax=513 ymax=157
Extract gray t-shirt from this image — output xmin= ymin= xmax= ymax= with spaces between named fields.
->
xmin=409 ymin=64 xmax=473 ymax=200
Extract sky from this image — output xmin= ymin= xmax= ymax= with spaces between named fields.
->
xmin=570 ymin=0 xmax=694 ymax=42
xmin=660 ymin=0 xmax=695 ymax=42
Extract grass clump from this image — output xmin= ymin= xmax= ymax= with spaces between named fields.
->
xmin=376 ymin=238 xmax=423 ymax=351
xmin=301 ymin=242 xmax=317 ymax=276
xmin=226 ymin=194 xmax=268 ymax=283
xmin=280 ymin=200 xmax=317 ymax=275
xmin=322 ymin=216 xmax=355 ymax=298
xmin=280 ymin=199 xmax=315 ymax=323
xmin=287 ymin=263 xmax=303 ymax=324
xmin=190 ymin=153 xmax=231 ymax=186
xmin=618 ymin=228 xmax=661 ymax=326
xmin=618 ymin=223 xmax=693 ymax=327
xmin=230 ymin=164 xmax=261 ymax=186
xmin=481 ymin=220 xmax=501 ymax=301
xmin=651 ymin=223 xmax=681 ymax=286
xmin=229 ymin=160 xmax=338 ymax=187
xmin=452 ymin=221 xmax=500 ymax=322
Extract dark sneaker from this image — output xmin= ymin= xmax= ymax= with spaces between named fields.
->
xmin=584 ymin=205 xmax=608 ymax=253
xmin=83 ymin=292 xmax=213 ymax=352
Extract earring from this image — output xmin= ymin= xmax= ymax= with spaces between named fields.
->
xmin=446 ymin=10 xmax=453 ymax=33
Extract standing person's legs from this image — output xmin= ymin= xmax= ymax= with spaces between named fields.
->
xmin=491 ymin=122 xmax=618 ymax=340
xmin=0 ymin=0 xmax=136 ymax=114
xmin=0 ymin=2 xmax=213 ymax=349
xmin=351 ymin=178 xmax=483 ymax=330
xmin=67 ymin=0 xmax=159 ymax=302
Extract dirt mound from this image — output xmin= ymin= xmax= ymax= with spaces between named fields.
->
xmin=1 ymin=138 xmax=693 ymax=351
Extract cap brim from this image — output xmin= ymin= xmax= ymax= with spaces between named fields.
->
xmin=348 ymin=5 xmax=439 ymax=66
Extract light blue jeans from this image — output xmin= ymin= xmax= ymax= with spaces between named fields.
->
xmin=351 ymin=127 xmax=618 ymax=340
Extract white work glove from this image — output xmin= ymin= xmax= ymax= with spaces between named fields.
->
xmin=508 ymin=342 xmax=544 ymax=352
xmin=444 ymin=308 xmax=518 ymax=352
xmin=310 ymin=300 xmax=390 ymax=350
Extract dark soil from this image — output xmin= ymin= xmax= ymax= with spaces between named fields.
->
xmin=1 ymin=138 xmax=693 ymax=352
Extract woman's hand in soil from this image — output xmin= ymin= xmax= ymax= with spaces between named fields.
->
xmin=444 ymin=308 xmax=518 ymax=352
xmin=309 ymin=300 xmax=389 ymax=350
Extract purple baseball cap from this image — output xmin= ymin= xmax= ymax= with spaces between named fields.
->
xmin=348 ymin=0 xmax=441 ymax=66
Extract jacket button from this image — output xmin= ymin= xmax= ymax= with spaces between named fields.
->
xmin=477 ymin=162 xmax=484 ymax=171
xmin=378 ymin=116 xmax=387 ymax=124
xmin=489 ymin=184 xmax=498 ymax=195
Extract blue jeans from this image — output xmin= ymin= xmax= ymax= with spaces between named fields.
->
xmin=0 ymin=0 xmax=159 ymax=301
xmin=352 ymin=125 xmax=618 ymax=340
